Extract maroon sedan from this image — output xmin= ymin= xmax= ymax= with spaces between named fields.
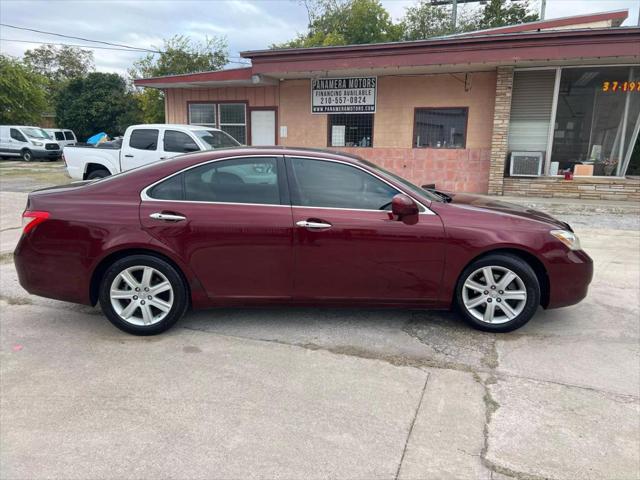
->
xmin=14 ymin=148 xmax=592 ymax=335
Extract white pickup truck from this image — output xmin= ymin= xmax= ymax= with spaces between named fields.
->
xmin=64 ymin=124 xmax=240 ymax=180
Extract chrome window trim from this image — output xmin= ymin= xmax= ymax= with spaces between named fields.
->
xmin=140 ymin=153 xmax=435 ymax=215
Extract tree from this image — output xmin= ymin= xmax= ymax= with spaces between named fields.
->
xmin=23 ymin=45 xmax=94 ymax=83
xmin=0 ymin=55 xmax=48 ymax=124
xmin=23 ymin=45 xmax=94 ymax=108
xmin=401 ymin=2 xmax=454 ymax=40
xmin=129 ymin=35 xmax=229 ymax=123
xmin=273 ymin=0 xmax=402 ymax=48
xmin=475 ymin=0 xmax=539 ymax=29
xmin=55 ymin=73 xmax=142 ymax=141
xmin=401 ymin=0 xmax=539 ymax=40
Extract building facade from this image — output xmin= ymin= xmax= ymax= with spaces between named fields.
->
xmin=135 ymin=10 xmax=640 ymax=201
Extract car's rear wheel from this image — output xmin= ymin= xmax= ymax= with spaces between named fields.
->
xmin=87 ymin=168 xmax=110 ymax=180
xmin=99 ymin=255 xmax=188 ymax=335
xmin=455 ymin=253 xmax=540 ymax=332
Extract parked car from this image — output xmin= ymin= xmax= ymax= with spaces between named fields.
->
xmin=14 ymin=148 xmax=593 ymax=336
xmin=63 ymin=124 xmax=241 ymax=180
xmin=0 ymin=125 xmax=62 ymax=161
xmin=44 ymin=128 xmax=77 ymax=148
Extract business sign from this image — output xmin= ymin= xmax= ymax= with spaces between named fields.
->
xmin=311 ymin=77 xmax=377 ymax=114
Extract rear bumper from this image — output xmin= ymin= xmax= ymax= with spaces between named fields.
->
xmin=14 ymin=233 xmax=92 ymax=305
xmin=546 ymin=249 xmax=594 ymax=309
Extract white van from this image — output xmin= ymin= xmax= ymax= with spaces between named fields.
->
xmin=45 ymin=128 xmax=77 ymax=148
xmin=0 ymin=126 xmax=62 ymax=161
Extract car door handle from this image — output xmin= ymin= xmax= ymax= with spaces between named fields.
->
xmin=149 ymin=212 xmax=186 ymax=222
xmin=124 ymin=154 xmax=134 ymax=158
xmin=296 ymin=220 xmax=332 ymax=229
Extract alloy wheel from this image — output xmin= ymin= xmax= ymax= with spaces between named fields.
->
xmin=461 ymin=266 xmax=527 ymax=324
xmin=109 ymin=266 xmax=174 ymax=326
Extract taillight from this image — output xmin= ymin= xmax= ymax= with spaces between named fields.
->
xmin=22 ymin=211 xmax=50 ymax=234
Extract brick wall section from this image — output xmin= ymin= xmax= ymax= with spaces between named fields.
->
xmin=503 ymin=177 xmax=640 ymax=201
xmin=487 ymin=66 xmax=515 ymax=195
xmin=335 ymin=147 xmax=491 ymax=193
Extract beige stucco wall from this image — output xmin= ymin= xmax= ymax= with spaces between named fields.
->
xmin=277 ymin=72 xmax=496 ymax=150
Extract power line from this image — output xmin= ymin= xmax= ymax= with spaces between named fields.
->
xmin=0 ymin=37 xmax=251 ymax=65
xmin=0 ymin=38 xmax=149 ymax=52
xmin=0 ymin=23 xmax=161 ymax=53
xmin=0 ymin=24 xmax=252 ymax=63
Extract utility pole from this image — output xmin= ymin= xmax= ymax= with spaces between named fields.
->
xmin=452 ymin=0 xmax=458 ymax=29
xmin=540 ymin=0 xmax=546 ymax=20
xmin=430 ymin=0 xmax=488 ymax=30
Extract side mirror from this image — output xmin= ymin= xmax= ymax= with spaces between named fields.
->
xmin=184 ymin=143 xmax=200 ymax=152
xmin=391 ymin=194 xmax=419 ymax=225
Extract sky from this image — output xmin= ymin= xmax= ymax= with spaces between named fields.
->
xmin=1 ymin=0 xmax=638 ymax=76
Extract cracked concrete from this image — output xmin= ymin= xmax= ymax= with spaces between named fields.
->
xmin=1 ymin=172 xmax=639 ymax=478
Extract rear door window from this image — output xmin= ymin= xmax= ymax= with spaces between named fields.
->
xmin=147 ymin=157 xmax=282 ymax=205
xmin=63 ymin=131 xmax=75 ymax=140
xmin=163 ymin=130 xmax=199 ymax=153
xmin=148 ymin=174 xmax=184 ymax=200
xmin=129 ymin=129 xmax=158 ymax=150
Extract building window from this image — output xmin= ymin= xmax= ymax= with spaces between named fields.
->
xmin=219 ymin=104 xmax=246 ymax=144
xmin=413 ymin=107 xmax=467 ymax=148
xmin=188 ymin=103 xmax=216 ymax=127
xmin=328 ymin=114 xmax=373 ymax=147
xmin=551 ymin=66 xmax=639 ymax=176
xmin=188 ymin=102 xmax=246 ymax=144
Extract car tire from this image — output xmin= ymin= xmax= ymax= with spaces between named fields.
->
xmin=87 ymin=169 xmax=110 ymax=180
xmin=21 ymin=149 xmax=33 ymax=162
xmin=455 ymin=253 xmax=540 ymax=333
xmin=99 ymin=254 xmax=189 ymax=335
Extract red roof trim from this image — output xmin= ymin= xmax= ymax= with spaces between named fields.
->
xmin=133 ymin=67 xmax=252 ymax=86
xmin=242 ymin=22 xmax=633 ymax=59
xmin=460 ymin=9 xmax=628 ymax=36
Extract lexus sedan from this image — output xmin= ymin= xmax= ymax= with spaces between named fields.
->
xmin=14 ymin=148 xmax=593 ymax=335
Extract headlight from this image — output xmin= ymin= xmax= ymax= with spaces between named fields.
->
xmin=550 ymin=229 xmax=581 ymax=251
xmin=32 ymin=141 xmax=43 ymax=146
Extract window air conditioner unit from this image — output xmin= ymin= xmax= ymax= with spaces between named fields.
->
xmin=509 ymin=151 xmax=543 ymax=177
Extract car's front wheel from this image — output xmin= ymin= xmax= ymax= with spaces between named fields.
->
xmin=455 ymin=253 xmax=540 ymax=332
xmin=99 ymin=255 xmax=189 ymax=335
xmin=21 ymin=149 xmax=33 ymax=162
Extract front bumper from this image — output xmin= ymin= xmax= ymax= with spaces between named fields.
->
xmin=546 ymin=249 xmax=594 ymax=309
xmin=33 ymin=150 xmax=61 ymax=159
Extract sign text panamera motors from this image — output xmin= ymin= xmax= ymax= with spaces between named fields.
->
xmin=311 ymin=77 xmax=377 ymax=113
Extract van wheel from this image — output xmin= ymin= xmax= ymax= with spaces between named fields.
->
xmin=99 ymin=255 xmax=189 ymax=335
xmin=21 ymin=149 xmax=33 ymax=162
xmin=87 ymin=169 xmax=110 ymax=180
xmin=455 ymin=253 xmax=540 ymax=333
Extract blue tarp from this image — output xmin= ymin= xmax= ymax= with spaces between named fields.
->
xmin=86 ymin=132 xmax=107 ymax=145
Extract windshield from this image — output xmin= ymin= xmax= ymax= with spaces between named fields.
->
xmin=359 ymin=159 xmax=441 ymax=202
xmin=23 ymin=127 xmax=51 ymax=140
xmin=195 ymin=130 xmax=241 ymax=149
